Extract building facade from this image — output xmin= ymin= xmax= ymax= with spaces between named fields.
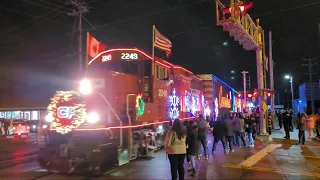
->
xmin=296 ymin=82 xmax=320 ymax=114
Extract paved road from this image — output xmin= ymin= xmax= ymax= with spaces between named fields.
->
xmin=0 ymin=130 xmax=319 ymax=179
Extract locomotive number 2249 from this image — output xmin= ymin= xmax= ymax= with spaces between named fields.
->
xmin=121 ymin=53 xmax=138 ymax=60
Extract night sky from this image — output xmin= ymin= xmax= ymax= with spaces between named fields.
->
xmin=0 ymin=0 xmax=320 ymax=106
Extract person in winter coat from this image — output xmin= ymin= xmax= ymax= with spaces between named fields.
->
xmin=315 ymin=115 xmax=320 ymax=138
xmin=197 ymin=114 xmax=209 ymax=160
xmin=267 ymin=112 xmax=273 ymax=135
xmin=234 ymin=113 xmax=247 ymax=147
xmin=165 ymin=119 xmax=187 ymax=180
xmin=277 ymin=111 xmax=283 ymax=129
xmin=186 ymin=121 xmax=198 ymax=177
xmin=306 ymin=114 xmax=316 ymax=139
xmin=297 ymin=112 xmax=307 ymax=145
xmin=282 ymin=112 xmax=291 ymax=139
xmin=224 ymin=114 xmax=234 ymax=153
xmin=212 ymin=117 xmax=227 ymax=154
xmin=245 ymin=115 xmax=255 ymax=147
xmin=183 ymin=121 xmax=190 ymax=164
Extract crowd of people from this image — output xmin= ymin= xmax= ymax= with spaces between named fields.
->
xmin=164 ymin=113 xmax=259 ymax=180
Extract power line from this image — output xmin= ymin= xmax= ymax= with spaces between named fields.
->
xmin=257 ymin=1 xmax=320 ymax=18
xmin=20 ymin=0 xmax=69 ymax=14
xmin=83 ymin=0 xmax=207 ymax=31
xmin=38 ymin=0 xmax=73 ymax=11
xmin=1 ymin=0 xmax=208 ymax=63
xmin=0 ymin=6 xmax=69 ymax=25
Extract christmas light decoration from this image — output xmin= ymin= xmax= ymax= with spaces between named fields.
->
xmin=214 ymin=98 xmax=219 ymax=120
xmin=47 ymin=91 xmax=86 ymax=134
xmin=136 ymin=94 xmax=145 ymax=117
xmin=169 ymin=88 xmax=180 ymax=119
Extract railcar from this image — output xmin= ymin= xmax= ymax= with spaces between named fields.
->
xmin=37 ymin=48 xmax=209 ymax=174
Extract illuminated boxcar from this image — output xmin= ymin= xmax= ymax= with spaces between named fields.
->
xmin=37 ymin=48 xmax=208 ymax=174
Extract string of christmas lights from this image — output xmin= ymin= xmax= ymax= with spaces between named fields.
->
xmin=47 ymin=91 xmax=86 ymax=134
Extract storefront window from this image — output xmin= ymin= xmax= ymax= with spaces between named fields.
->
xmin=32 ymin=111 xmax=39 ymax=120
xmin=12 ymin=111 xmax=21 ymax=119
xmin=5 ymin=111 xmax=12 ymax=119
xmin=0 ymin=112 xmax=4 ymax=118
xmin=24 ymin=111 xmax=31 ymax=120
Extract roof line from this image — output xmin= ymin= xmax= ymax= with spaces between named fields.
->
xmin=212 ymin=74 xmax=239 ymax=93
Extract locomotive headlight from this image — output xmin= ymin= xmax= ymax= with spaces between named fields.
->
xmin=87 ymin=112 xmax=99 ymax=124
xmin=79 ymin=78 xmax=92 ymax=95
xmin=45 ymin=114 xmax=54 ymax=122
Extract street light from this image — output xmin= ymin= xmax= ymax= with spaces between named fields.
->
xmin=284 ymin=75 xmax=294 ymax=112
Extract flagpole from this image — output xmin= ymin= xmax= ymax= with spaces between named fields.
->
xmin=85 ymin=32 xmax=89 ymax=76
xmin=152 ymin=25 xmax=155 ymax=77
xmin=151 ymin=25 xmax=155 ymax=102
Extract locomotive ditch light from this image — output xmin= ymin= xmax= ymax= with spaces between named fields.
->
xmin=80 ymin=78 xmax=92 ymax=95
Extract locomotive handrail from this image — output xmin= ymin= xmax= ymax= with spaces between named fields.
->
xmin=98 ymin=92 xmax=123 ymax=148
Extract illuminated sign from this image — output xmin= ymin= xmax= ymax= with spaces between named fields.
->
xmin=219 ymin=86 xmax=231 ymax=108
xmin=121 ymin=52 xmax=139 ymax=60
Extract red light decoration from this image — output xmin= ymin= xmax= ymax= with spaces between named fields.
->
xmin=87 ymin=48 xmax=198 ymax=77
xmin=238 ymin=94 xmax=242 ymax=98
xmin=50 ymin=117 xmax=195 ymax=132
xmin=267 ymin=93 xmax=271 ymax=97
xmin=248 ymin=94 xmax=252 ymax=98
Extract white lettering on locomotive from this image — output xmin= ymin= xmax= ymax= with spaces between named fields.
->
xmin=57 ymin=106 xmax=75 ymax=119
xmin=158 ymin=89 xmax=168 ymax=97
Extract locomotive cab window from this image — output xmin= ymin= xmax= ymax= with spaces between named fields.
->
xmin=156 ymin=64 xmax=169 ymax=80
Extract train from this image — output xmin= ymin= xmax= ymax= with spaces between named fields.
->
xmin=37 ymin=48 xmax=210 ymax=174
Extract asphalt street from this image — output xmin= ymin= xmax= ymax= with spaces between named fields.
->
xmin=0 ymin=130 xmax=319 ymax=180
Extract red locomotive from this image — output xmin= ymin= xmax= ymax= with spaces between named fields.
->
xmin=37 ymin=48 xmax=209 ymax=174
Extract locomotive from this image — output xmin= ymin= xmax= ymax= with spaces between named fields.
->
xmin=37 ymin=48 xmax=209 ymax=174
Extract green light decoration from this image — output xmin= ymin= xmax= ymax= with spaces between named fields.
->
xmin=136 ymin=94 xmax=145 ymax=117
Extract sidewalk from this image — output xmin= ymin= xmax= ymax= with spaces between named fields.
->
xmin=270 ymin=128 xmax=320 ymax=146
xmin=92 ymin=135 xmax=320 ymax=180
xmin=93 ymin=136 xmax=275 ymax=180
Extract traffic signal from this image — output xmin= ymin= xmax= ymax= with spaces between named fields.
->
xmin=222 ymin=2 xmax=253 ymax=13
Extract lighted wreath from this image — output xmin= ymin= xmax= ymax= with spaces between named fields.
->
xmin=46 ymin=91 xmax=86 ymax=134
xmin=136 ymin=94 xmax=145 ymax=117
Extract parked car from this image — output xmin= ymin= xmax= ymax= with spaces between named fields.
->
xmin=11 ymin=122 xmax=30 ymax=136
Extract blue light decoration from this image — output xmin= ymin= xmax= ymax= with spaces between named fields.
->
xmin=169 ymin=88 xmax=180 ymax=119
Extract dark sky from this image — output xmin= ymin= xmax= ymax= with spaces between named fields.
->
xmin=0 ymin=0 xmax=320 ymax=103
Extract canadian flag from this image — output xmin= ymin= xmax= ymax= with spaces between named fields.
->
xmin=87 ymin=33 xmax=107 ymax=58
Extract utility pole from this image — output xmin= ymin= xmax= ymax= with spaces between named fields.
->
xmin=67 ymin=0 xmax=89 ymax=73
xmin=248 ymin=75 xmax=251 ymax=90
xmin=302 ymin=57 xmax=318 ymax=114
xmin=241 ymin=71 xmax=248 ymax=107
xmin=269 ymin=31 xmax=275 ymax=115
